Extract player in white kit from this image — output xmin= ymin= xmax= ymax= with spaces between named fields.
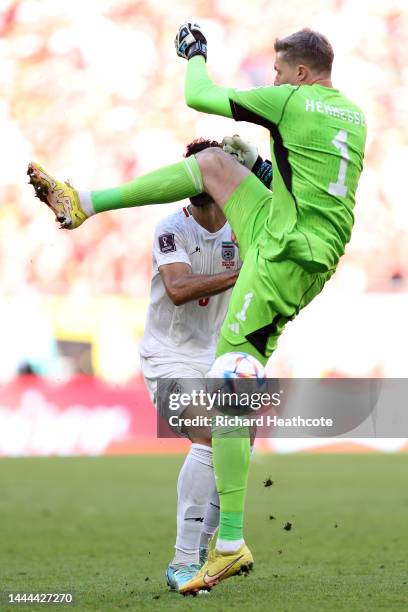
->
xmin=139 ymin=138 xmax=241 ymax=591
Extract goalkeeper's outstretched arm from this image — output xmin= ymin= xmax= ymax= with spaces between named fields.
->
xmin=185 ymin=56 xmax=233 ymax=118
xmin=175 ymin=22 xmax=233 ymax=118
xmin=176 ymin=21 xmax=288 ymax=128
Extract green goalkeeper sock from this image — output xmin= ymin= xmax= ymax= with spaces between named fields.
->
xmin=212 ymin=427 xmax=251 ymax=542
xmin=90 ymin=156 xmax=203 ymax=213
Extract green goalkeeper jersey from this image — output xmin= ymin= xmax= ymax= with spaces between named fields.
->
xmin=185 ymin=57 xmax=367 ymax=272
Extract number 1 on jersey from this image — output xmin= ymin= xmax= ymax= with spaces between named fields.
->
xmin=329 ymin=129 xmax=349 ymax=197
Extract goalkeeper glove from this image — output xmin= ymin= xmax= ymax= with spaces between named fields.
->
xmin=222 ymin=135 xmax=273 ymax=189
xmin=175 ymin=21 xmax=207 ymax=61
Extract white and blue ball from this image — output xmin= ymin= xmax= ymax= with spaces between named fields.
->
xmin=205 ymin=352 xmax=266 ymax=414
xmin=206 ymin=351 xmax=265 ymax=380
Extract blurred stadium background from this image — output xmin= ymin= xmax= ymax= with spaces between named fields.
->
xmin=1 ymin=0 xmax=408 ymax=456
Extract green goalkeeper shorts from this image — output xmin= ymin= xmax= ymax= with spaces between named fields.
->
xmin=216 ymin=174 xmax=334 ymax=365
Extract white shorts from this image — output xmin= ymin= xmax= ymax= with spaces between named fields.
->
xmin=140 ymin=356 xmax=210 ymax=436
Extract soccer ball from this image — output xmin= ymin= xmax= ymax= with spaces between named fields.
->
xmin=205 ymin=352 xmax=266 ymax=414
xmin=206 ymin=351 xmax=265 ymax=380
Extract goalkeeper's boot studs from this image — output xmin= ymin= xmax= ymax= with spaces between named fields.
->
xmin=179 ymin=543 xmax=253 ymax=596
xmin=27 ymin=162 xmax=88 ymax=229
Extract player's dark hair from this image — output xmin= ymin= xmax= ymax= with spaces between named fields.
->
xmin=184 ymin=138 xmax=221 ymax=208
xmin=274 ymin=28 xmax=334 ymax=73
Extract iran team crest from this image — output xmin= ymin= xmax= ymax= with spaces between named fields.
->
xmin=222 ymin=241 xmax=235 ymax=261
xmin=222 ymin=241 xmax=235 ymax=268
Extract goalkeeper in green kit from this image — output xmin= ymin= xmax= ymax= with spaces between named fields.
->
xmin=28 ymin=24 xmax=366 ymax=595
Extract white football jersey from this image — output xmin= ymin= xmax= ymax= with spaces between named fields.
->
xmin=139 ymin=205 xmax=241 ymax=371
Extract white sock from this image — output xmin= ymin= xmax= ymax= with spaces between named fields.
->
xmin=216 ymin=538 xmax=245 ymax=554
xmin=78 ymin=191 xmax=95 ymax=216
xmin=200 ymin=487 xmax=219 ymax=548
xmin=173 ymin=444 xmax=215 ymax=565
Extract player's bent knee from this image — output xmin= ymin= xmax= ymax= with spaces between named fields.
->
xmin=195 ymin=148 xmax=249 ymax=206
xmin=195 ymin=147 xmax=236 ymax=180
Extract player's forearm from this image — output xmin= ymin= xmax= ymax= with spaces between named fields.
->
xmin=167 ymin=270 xmax=239 ymax=306
xmin=185 ymin=57 xmax=233 ymax=118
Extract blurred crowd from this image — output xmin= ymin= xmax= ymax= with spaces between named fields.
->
xmin=0 ymin=0 xmax=407 ymax=379
xmin=1 ymin=0 xmax=407 ymax=298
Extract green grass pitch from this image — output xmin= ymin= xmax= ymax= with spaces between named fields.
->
xmin=1 ymin=454 xmax=407 ymax=611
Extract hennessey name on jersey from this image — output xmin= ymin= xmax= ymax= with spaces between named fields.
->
xmin=305 ymin=99 xmax=366 ymax=125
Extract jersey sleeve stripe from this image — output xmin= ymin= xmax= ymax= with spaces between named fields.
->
xmin=229 ymin=99 xmax=298 ymax=212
